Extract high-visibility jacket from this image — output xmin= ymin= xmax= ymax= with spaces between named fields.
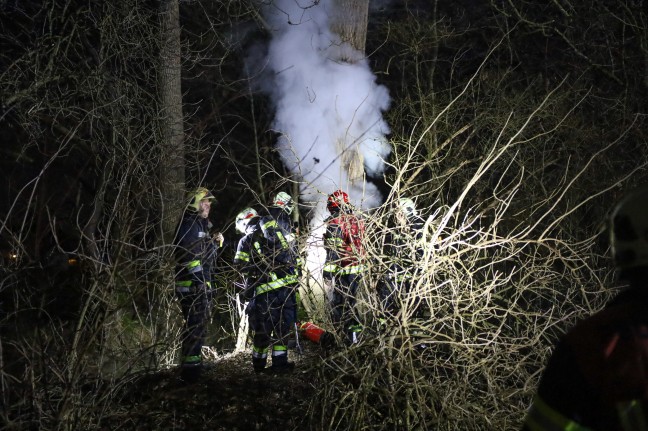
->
xmin=322 ymin=209 xmax=365 ymax=277
xmin=522 ymin=285 xmax=648 ymax=431
xmin=234 ymin=219 xmax=298 ymax=296
xmin=173 ymin=212 xmax=220 ymax=291
xmin=267 ymin=206 xmax=297 ymax=244
xmin=266 ymin=205 xmax=304 ymax=271
xmin=257 ymin=207 xmax=297 ymax=268
xmin=385 ymin=214 xmax=425 ymax=281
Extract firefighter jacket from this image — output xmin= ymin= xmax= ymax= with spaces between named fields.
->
xmin=234 ymin=219 xmax=298 ymax=296
xmin=257 ymin=207 xmax=298 ymax=268
xmin=386 ymin=214 xmax=425 ymax=282
xmin=323 ymin=208 xmax=365 ymax=277
xmin=267 ymin=205 xmax=303 ymax=270
xmin=173 ymin=212 xmax=220 ymax=291
xmin=522 ymin=284 xmax=648 ymax=431
xmin=268 ymin=206 xmax=297 ymax=244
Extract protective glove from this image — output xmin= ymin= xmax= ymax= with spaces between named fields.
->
xmin=212 ymin=232 xmax=224 ymax=248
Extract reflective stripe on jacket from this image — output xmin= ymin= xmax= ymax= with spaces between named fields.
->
xmin=524 ymin=395 xmax=593 ymax=431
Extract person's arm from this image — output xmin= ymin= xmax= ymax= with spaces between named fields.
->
xmin=521 ymin=340 xmax=594 ymax=431
xmin=260 ymin=215 xmax=290 ymax=250
xmin=233 ymin=236 xmax=257 ymax=300
xmin=233 ymin=236 xmax=251 ymax=271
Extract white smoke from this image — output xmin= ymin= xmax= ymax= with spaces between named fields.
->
xmin=247 ymin=1 xmax=392 ymax=302
xmin=253 ymin=0 xmax=392 ymax=212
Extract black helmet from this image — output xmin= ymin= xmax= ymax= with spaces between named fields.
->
xmin=610 ymin=184 xmax=648 ymax=271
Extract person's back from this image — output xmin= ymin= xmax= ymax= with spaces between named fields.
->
xmin=325 ymin=210 xmax=364 ymax=267
xmin=268 ymin=205 xmax=295 ymax=241
xmin=380 ymin=198 xmax=426 ymax=321
xmin=322 ymin=190 xmax=366 ymax=344
xmin=525 ymin=284 xmax=648 ymax=430
xmin=523 ymin=184 xmax=648 ymax=431
xmin=233 ymin=212 xmax=264 ymax=281
xmin=386 ymin=197 xmax=425 ymax=273
xmin=234 ymin=199 xmax=298 ymax=373
xmin=258 ymin=210 xmax=293 ymax=266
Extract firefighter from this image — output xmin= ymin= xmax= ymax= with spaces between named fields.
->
xmin=269 ymin=191 xmax=297 ymax=245
xmin=267 ymin=191 xmax=304 ymax=326
xmin=234 ymin=201 xmax=298 ymax=373
xmin=234 ymin=207 xmax=259 ymax=349
xmin=173 ymin=187 xmax=223 ymax=383
xmin=379 ymin=197 xmax=426 ymax=320
xmin=322 ymin=190 xmax=366 ymax=344
xmin=522 ymin=184 xmax=648 ymax=431
xmin=235 ymin=207 xmax=259 ymax=237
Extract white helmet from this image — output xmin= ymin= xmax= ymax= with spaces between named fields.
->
xmin=273 ymin=191 xmax=294 ymax=215
xmin=610 ymin=184 xmax=648 ymax=271
xmin=235 ymin=207 xmax=258 ymax=234
xmin=398 ymin=197 xmax=418 ymax=219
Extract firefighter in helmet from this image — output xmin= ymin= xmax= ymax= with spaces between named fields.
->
xmin=322 ymin=190 xmax=366 ymax=344
xmin=234 ymin=199 xmax=298 ymax=373
xmin=268 ymin=191 xmax=305 ymax=332
xmin=235 ymin=207 xmax=259 ymax=237
xmin=234 ymin=207 xmax=260 ymax=298
xmin=234 ymin=207 xmax=259 ymax=340
xmin=173 ymin=187 xmax=223 ymax=383
xmin=263 ymin=192 xmax=301 ymax=276
xmin=522 ymin=184 xmax=648 ymax=430
xmin=379 ymin=197 xmax=426 ymax=320
xmin=269 ymin=191 xmax=297 ymax=243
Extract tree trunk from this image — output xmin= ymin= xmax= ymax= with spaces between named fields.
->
xmin=159 ymin=0 xmax=185 ymax=244
xmin=329 ymin=0 xmax=369 ymax=60
xmin=329 ymin=0 xmax=370 ymax=183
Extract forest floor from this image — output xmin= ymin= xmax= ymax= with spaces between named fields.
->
xmin=105 ymin=341 xmax=324 ymax=431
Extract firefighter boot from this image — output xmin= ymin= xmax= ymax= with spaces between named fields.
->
xmin=268 ymin=361 xmax=295 ymax=374
xmin=252 ymin=346 xmax=268 ymax=373
xmin=268 ymin=344 xmax=294 ymax=374
xmin=252 ymin=357 xmax=267 ymax=373
xmin=180 ymin=357 xmax=202 ymax=384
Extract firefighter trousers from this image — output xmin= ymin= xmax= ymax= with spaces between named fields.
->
xmin=251 ymin=285 xmax=297 ymax=369
xmin=176 ymin=287 xmax=210 ymax=366
xmin=330 ymin=272 xmax=362 ymax=343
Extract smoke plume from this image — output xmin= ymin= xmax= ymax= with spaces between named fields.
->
xmin=250 ymin=0 xmax=392 ymax=212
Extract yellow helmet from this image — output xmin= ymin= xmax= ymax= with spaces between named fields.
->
xmin=187 ymin=187 xmax=215 ymax=212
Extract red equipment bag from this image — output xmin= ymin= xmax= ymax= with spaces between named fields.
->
xmin=299 ymin=322 xmax=326 ymax=344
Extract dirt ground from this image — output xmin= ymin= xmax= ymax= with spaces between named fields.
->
xmin=105 ymin=342 xmax=323 ymax=431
